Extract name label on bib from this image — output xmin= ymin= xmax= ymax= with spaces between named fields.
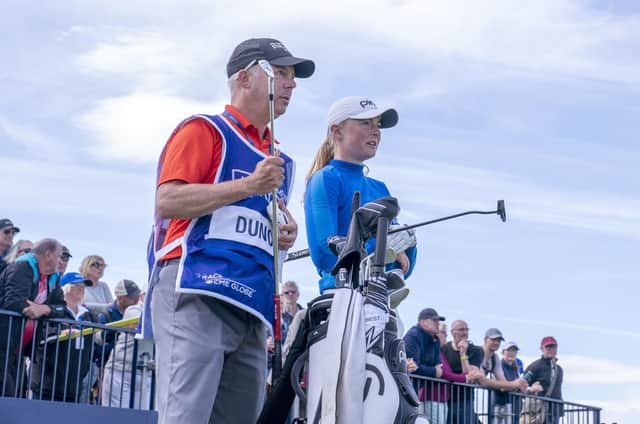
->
xmin=206 ymin=205 xmax=273 ymax=255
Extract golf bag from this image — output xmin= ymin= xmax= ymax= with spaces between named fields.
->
xmin=289 ymin=196 xmax=428 ymax=424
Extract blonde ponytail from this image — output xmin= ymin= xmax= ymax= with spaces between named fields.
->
xmin=304 ymin=135 xmax=334 ymax=184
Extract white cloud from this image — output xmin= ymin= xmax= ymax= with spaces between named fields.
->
xmin=516 ymin=354 xmax=640 ymax=385
xmin=73 ymin=92 xmax=224 ymax=163
xmin=0 ymin=117 xmax=67 ymax=161
xmin=70 ymin=1 xmax=640 ymax=92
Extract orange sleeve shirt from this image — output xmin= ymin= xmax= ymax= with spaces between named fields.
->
xmin=157 ymin=105 xmax=273 ymax=260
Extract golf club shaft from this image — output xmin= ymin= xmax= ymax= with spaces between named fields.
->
xmin=285 ymin=204 xmax=504 ymax=262
xmin=266 ymin=74 xmax=283 ymax=381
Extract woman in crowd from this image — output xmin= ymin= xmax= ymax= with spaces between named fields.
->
xmin=79 ymin=255 xmax=113 ymax=309
xmin=3 ymin=239 xmax=33 ymax=264
xmin=304 ymin=96 xmax=417 ymax=293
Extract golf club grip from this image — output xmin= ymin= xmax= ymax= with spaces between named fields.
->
xmin=272 ymin=341 xmax=282 ymax=381
xmin=372 ymin=217 xmax=389 ymax=267
xmin=272 ymin=293 xmax=282 ymax=381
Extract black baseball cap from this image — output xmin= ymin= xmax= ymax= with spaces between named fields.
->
xmin=226 ymin=38 xmax=315 ymax=78
xmin=0 ymin=219 xmax=19 ymax=233
xmin=418 ymin=307 xmax=446 ymax=322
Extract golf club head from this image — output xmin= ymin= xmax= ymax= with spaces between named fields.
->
xmin=497 ymin=199 xmax=507 ymax=222
xmin=257 ymin=59 xmax=274 ymax=78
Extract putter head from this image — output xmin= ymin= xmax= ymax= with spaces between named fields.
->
xmin=257 ymin=59 xmax=274 ymax=78
xmin=497 ymin=199 xmax=507 ymax=222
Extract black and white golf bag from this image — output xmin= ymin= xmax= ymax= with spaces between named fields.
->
xmin=289 ymin=197 xmax=429 ymax=424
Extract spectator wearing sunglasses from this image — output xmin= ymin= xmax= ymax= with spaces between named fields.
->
xmin=56 ymin=246 xmax=72 ymax=274
xmin=79 ymin=255 xmax=113 ymax=310
xmin=0 ymin=218 xmax=20 ymax=274
xmin=3 ymin=240 xmax=34 ymax=264
xmin=281 ymin=280 xmax=303 ymax=338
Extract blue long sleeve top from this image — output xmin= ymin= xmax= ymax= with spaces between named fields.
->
xmin=304 ymin=159 xmax=417 ymax=292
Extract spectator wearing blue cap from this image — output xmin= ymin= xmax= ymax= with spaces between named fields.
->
xmin=30 ymin=272 xmax=96 ymax=402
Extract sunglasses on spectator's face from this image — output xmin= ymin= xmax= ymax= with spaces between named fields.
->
xmin=60 ymin=255 xmax=71 ymax=262
xmin=91 ymin=262 xmax=106 ymax=269
xmin=284 ymin=290 xmax=297 ymax=295
xmin=18 ymin=248 xmax=31 ymax=255
xmin=2 ymin=229 xmax=17 ymax=235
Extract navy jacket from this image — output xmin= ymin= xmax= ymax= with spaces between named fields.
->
xmin=403 ymin=324 xmax=441 ymax=377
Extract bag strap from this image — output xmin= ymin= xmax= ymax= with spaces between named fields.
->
xmin=545 ymin=359 xmax=559 ymax=397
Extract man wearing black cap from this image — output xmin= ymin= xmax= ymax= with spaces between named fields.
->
xmin=0 ymin=218 xmax=20 ymax=274
xmin=148 ymin=38 xmax=314 ymax=424
xmin=403 ymin=308 xmax=447 ymax=424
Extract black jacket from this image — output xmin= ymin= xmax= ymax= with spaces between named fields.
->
xmin=0 ymin=260 xmax=66 ymax=353
xmin=524 ymin=356 xmax=563 ymax=400
xmin=30 ymin=308 xmax=95 ymax=402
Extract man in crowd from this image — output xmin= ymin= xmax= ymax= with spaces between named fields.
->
xmin=441 ymin=319 xmax=484 ymax=424
xmin=524 ymin=336 xmax=564 ymax=424
xmin=56 ymin=245 xmax=72 ymax=275
xmin=404 ymin=307 xmax=447 ymax=424
xmin=476 ymin=328 xmax=528 ymax=392
xmin=0 ymin=218 xmax=20 ymax=274
xmin=147 ymin=38 xmax=314 ymax=424
xmin=472 ymin=329 xmax=528 ymax=423
xmin=0 ymin=238 xmax=65 ymax=396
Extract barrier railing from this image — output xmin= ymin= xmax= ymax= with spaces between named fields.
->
xmin=2 ymin=309 xmax=603 ymax=423
xmin=0 ymin=308 xmax=154 ymax=409
xmin=410 ymin=374 xmax=601 ymax=424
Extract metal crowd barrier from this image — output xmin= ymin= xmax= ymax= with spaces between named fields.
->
xmin=410 ymin=374 xmax=602 ymax=424
xmin=0 ymin=308 xmax=154 ymax=410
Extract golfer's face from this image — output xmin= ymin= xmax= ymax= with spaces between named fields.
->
xmin=336 ymin=117 xmax=382 ymax=163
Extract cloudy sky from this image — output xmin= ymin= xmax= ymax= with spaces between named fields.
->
xmin=2 ymin=1 xmax=638 ymax=421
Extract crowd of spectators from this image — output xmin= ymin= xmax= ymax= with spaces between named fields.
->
xmin=1 ymin=217 xmax=567 ymax=423
xmin=403 ymin=307 xmax=564 ymax=424
xmin=0 ymin=217 xmax=150 ymax=408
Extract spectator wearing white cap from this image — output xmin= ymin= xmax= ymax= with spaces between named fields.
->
xmin=94 ymin=280 xmax=141 ymax=362
xmin=101 ymin=302 xmax=153 ymax=409
xmin=494 ymin=341 xmax=525 ymax=424
xmin=476 ymin=328 xmax=528 ymax=393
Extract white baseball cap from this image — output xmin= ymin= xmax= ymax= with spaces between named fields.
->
xmin=327 ymin=96 xmax=399 ymax=129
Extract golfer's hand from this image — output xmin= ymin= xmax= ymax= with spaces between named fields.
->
xmin=396 ymin=251 xmax=410 ymax=274
xmin=267 ymin=336 xmax=275 ymax=353
xmin=277 ymin=200 xmax=297 ymax=250
xmin=246 ymin=156 xmax=285 ymax=195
